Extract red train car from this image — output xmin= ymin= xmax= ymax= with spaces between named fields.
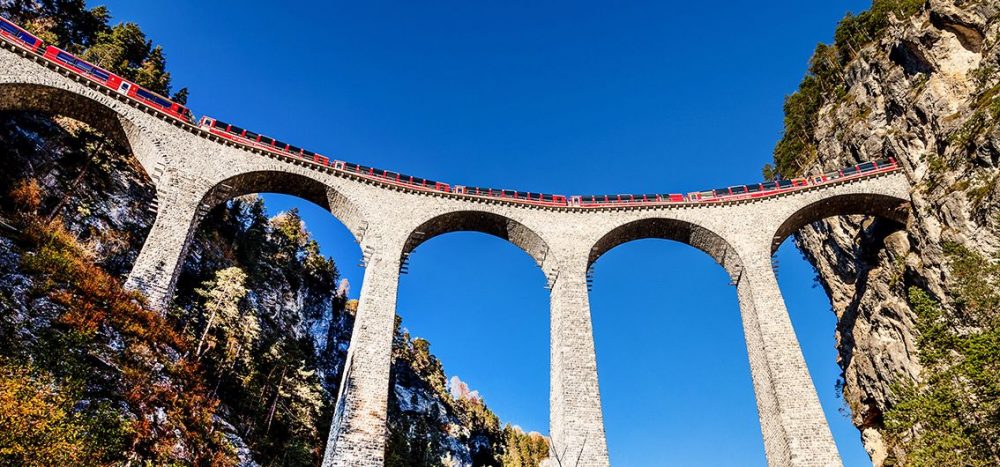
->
xmin=0 ymin=17 xmax=43 ymax=53
xmin=42 ymin=45 xmax=192 ymax=122
xmin=199 ymin=116 xmax=331 ymax=166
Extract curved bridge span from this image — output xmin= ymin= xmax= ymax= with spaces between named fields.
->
xmin=0 ymin=41 xmax=912 ymax=467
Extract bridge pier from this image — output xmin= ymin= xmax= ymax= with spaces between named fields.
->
xmin=734 ymin=244 xmax=841 ymax=467
xmin=126 ymin=181 xmax=206 ymax=310
xmin=322 ymin=235 xmax=402 ymax=466
xmin=549 ymin=262 xmax=610 ymax=467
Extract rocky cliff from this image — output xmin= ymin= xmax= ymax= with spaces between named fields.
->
xmin=773 ymin=0 xmax=1000 ymax=464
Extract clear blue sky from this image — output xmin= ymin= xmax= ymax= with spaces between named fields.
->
xmin=99 ymin=1 xmax=873 ymax=465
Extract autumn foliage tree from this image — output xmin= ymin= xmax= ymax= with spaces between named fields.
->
xmin=0 ymin=361 xmax=89 ymax=465
xmin=1 ymin=179 xmax=237 ymax=464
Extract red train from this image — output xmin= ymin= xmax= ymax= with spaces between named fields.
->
xmin=1 ymin=17 xmax=192 ymax=122
xmin=1 ymin=16 xmax=901 ymax=210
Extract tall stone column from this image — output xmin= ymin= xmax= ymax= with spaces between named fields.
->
xmin=734 ymin=244 xmax=841 ymax=467
xmin=549 ymin=261 xmax=610 ymax=467
xmin=126 ymin=180 xmax=205 ymax=310
xmin=323 ymin=235 xmax=401 ymax=466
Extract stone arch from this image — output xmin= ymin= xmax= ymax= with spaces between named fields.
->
xmin=770 ymin=192 xmax=911 ymax=253
xmin=199 ymin=170 xmax=368 ymax=243
xmin=589 ymin=217 xmax=742 ymax=277
xmin=0 ymin=82 xmax=160 ymax=178
xmin=401 ymin=210 xmax=550 ymax=267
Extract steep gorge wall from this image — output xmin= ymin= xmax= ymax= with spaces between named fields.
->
xmin=781 ymin=0 xmax=1000 ymax=463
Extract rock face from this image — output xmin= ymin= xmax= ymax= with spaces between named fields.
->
xmin=789 ymin=1 xmax=1000 ymax=463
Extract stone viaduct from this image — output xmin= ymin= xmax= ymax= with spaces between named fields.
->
xmin=0 ymin=40 xmax=912 ymax=467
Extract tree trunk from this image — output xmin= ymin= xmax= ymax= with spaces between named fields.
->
xmin=265 ymin=366 xmax=287 ymax=434
xmin=194 ymin=309 xmax=217 ymax=359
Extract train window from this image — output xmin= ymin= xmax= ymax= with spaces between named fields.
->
xmin=777 ymin=180 xmax=792 ymax=188
xmin=259 ymin=136 xmax=273 ymax=145
xmin=303 ymin=149 xmax=315 ymax=157
xmin=213 ymin=120 xmax=230 ymax=130
xmin=135 ymin=88 xmax=173 ymax=108
xmin=842 ymin=166 xmax=858 ymax=175
xmin=714 ymin=188 xmax=730 ymax=195
xmin=19 ymin=31 xmax=38 ymax=44
xmin=730 ymin=186 xmax=747 ymax=194
xmin=542 ymin=194 xmax=554 ymax=201
xmin=858 ymin=162 xmax=875 ymax=172
xmin=762 ymin=182 xmax=777 ymax=190
xmin=288 ymin=145 xmax=302 ymax=154
xmin=56 ymin=51 xmax=75 ymax=64
xmin=372 ymin=168 xmax=385 ymax=176
xmin=412 ymin=177 xmax=425 ymax=185
xmin=746 ymin=184 xmax=761 ymax=193
xmin=273 ymin=140 xmax=288 ymax=149
xmin=89 ymin=67 xmax=110 ymax=81
xmin=425 ymin=179 xmax=437 ymax=186
xmin=0 ymin=21 xmax=17 ymax=35
xmin=244 ymin=131 xmax=259 ymax=141
xmin=229 ymin=125 xmax=245 ymax=136
xmin=875 ymin=158 xmax=891 ymax=167
xmin=358 ymin=165 xmax=371 ymax=174
xmin=344 ymin=163 xmax=358 ymax=171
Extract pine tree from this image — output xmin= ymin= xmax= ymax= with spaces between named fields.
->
xmin=82 ymin=22 xmax=151 ymax=80
xmin=193 ymin=267 xmax=249 ymax=360
xmin=171 ymin=87 xmax=189 ymax=105
xmin=134 ymin=45 xmax=171 ymax=95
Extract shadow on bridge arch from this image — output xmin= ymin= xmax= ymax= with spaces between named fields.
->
xmin=0 ymin=82 xmax=160 ymax=179
xmin=401 ymin=210 xmax=550 ymax=265
xmin=585 ymin=217 xmax=768 ymax=465
xmin=197 ymin=170 xmax=368 ymax=242
xmin=589 ymin=217 xmax=742 ymax=275
xmin=770 ymin=192 xmax=911 ymax=253
xmin=392 ymin=210 xmax=553 ymax=452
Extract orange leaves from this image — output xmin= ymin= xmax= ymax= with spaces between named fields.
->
xmin=53 ymin=293 xmax=106 ymax=336
xmin=4 ymin=208 xmax=237 ymax=463
xmin=8 ymin=178 xmax=42 ymax=214
xmin=0 ymin=361 xmax=90 ymax=465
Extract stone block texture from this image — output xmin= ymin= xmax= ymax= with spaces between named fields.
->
xmin=0 ymin=41 xmax=914 ymax=466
